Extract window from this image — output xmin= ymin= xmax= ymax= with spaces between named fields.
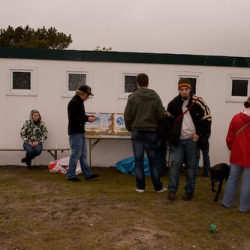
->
xmin=124 ymin=75 xmax=137 ymax=93
xmin=63 ymin=67 xmax=92 ymax=97
xmin=68 ymin=73 xmax=86 ymax=91
xmin=119 ymin=69 xmax=148 ymax=98
xmin=6 ymin=65 xmax=37 ymax=96
xmin=174 ymin=72 xmax=203 ymax=96
xmin=227 ymin=75 xmax=250 ymax=102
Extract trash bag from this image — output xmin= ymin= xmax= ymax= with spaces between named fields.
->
xmin=48 ymin=157 xmax=82 ymax=175
xmin=115 ymin=157 xmax=151 ymax=176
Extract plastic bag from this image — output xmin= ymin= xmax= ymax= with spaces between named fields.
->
xmin=48 ymin=157 xmax=82 ymax=175
xmin=115 ymin=157 xmax=151 ymax=176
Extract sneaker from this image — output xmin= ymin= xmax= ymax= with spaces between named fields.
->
xmin=239 ymin=209 xmax=249 ymax=213
xmin=135 ymin=188 xmax=145 ymax=193
xmin=182 ymin=191 xmax=193 ymax=201
xmin=202 ymin=172 xmax=210 ymax=177
xmin=86 ymin=174 xmax=99 ymax=180
xmin=221 ymin=203 xmax=233 ymax=208
xmin=67 ymin=177 xmax=81 ymax=182
xmin=156 ymin=187 xmax=167 ymax=193
xmin=167 ymin=190 xmax=176 ymax=200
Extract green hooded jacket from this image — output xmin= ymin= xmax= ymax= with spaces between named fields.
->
xmin=124 ymin=88 xmax=165 ymax=132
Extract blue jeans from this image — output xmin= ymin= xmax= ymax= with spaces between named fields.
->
xmin=168 ymin=139 xmax=198 ymax=193
xmin=23 ymin=143 xmax=42 ymax=166
xmin=222 ymin=163 xmax=250 ymax=212
xmin=66 ymin=133 xmax=93 ymax=179
xmin=202 ymin=133 xmax=210 ymax=174
xmin=202 ymin=149 xmax=210 ymax=174
xmin=131 ymin=130 xmax=163 ymax=191
xmin=156 ymin=139 xmax=168 ymax=177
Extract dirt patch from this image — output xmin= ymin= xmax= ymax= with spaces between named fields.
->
xmin=0 ymin=165 xmax=250 ymax=250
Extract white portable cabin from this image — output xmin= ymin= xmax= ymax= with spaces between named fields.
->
xmin=0 ymin=47 xmax=250 ymax=167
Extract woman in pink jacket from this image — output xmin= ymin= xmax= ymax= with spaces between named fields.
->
xmin=222 ymin=97 xmax=250 ymax=212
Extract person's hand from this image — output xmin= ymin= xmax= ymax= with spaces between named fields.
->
xmin=191 ymin=133 xmax=199 ymax=141
xmin=29 ymin=142 xmax=38 ymax=147
xmin=88 ymin=115 xmax=96 ymax=123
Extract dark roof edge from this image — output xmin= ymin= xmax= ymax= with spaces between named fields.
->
xmin=0 ymin=47 xmax=250 ymax=68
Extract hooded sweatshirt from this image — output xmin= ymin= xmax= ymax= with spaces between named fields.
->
xmin=226 ymin=109 xmax=250 ymax=167
xmin=20 ymin=110 xmax=48 ymax=143
xmin=124 ymin=88 xmax=165 ymax=132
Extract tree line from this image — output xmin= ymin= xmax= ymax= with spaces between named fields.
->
xmin=0 ymin=25 xmax=72 ymax=50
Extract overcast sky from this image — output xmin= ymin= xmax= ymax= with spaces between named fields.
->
xmin=1 ymin=0 xmax=250 ymax=57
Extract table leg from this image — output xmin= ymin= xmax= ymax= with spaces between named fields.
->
xmin=47 ymin=150 xmax=57 ymax=160
xmin=89 ymin=139 xmax=92 ymax=168
xmin=88 ymin=139 xmax=101 ymax=168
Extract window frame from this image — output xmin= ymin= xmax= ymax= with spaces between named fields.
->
xmin=62 ymin=67 xmax=93 ymax=97
xmin=119 ymin=69 xmax=149 ymax=98
xmin=227 ymin=74 xmax=250 ymax=103
xmin=6 ymin=65 xmax=37 ymax=96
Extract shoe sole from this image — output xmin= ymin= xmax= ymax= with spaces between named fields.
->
xmin=183 ymin=195 xmax=193 ymax=201
xmin=67 ymin=178 xmax=81 ymax=182
xmin=157 ymin=188 xmax=167 ymax=193
xmin=86 ymin=175 xmax=100 ymax=180
xmin=167 ymin=191 xmax=176 ymax=200
xmin=167 ymin=197 xmax=175 ymax=201
xmin=221 ymin=204 xmax=233 ymax=208
xmin=135 ymin=189 xmax=145 ymax=193
xmin=167 ymin=195 xmax=175 ymax=200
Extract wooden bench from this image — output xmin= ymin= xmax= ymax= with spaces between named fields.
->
xmin=0 ymin=148 xmax=70 ymax=160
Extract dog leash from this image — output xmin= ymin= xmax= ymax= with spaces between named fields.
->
xmin=174 ymin=97 xmax=201 ymax=125
xmin=235 ymin=121 xmax=250 ymax=137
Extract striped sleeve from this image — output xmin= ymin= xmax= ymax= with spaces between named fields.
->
xmin=193 ymin=96 xmax=212 ymax=122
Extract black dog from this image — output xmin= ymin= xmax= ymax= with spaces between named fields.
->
xmin=211 ymin=163 xmax=230 ymax=202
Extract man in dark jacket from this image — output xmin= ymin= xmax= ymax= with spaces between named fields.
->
xmin=166 ymin=78 xmax=211 ymax=200
xmin=124 ymin=73 xmax=166 ymax=193
xmin=66 ymin=85 xmax=99 ymax=182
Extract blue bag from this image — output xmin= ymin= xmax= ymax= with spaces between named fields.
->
xmin=115 ymin=157 xmax=151 ymax=176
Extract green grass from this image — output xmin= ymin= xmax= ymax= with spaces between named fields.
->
xmin=0 ymin=165 xmax=249 ymax=250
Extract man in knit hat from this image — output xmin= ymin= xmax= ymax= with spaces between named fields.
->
xmin=166 ymin=78 xmax=212 ymax=201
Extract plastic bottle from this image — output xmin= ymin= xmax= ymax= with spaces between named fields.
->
xmin=209 ymin=224 xmax=217 ymax=233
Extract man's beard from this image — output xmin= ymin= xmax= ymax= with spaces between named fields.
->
xmin=182 ymin=96 xmax=188 ymax=100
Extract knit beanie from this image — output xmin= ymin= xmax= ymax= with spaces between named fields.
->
xmin=178 ymin=78 xmax=191 ymax=89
